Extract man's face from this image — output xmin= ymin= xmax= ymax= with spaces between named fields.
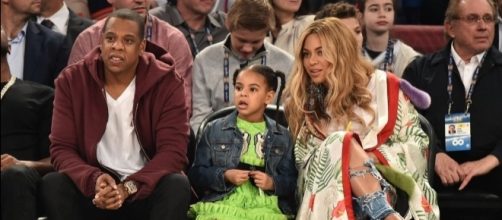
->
xmin=7 ymin=0 xmax=42 ymax=15
xmin=446 ymin=0 xmax=495 ymax=57
xmin=100 ymin=17 xmax=146 ymax=76
xmin=230 ymin=28 xmax=267 ymax=60
xmin=179 ymin=0 xmax=215 ymax=15
xmin=108 ymin=0 xmax=150 ymax=17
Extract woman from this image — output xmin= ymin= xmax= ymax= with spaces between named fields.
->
xmin=267 ymin=0 xmax=314 ymax=56
xmin=284 ymin=18 xmax=439 ymax=220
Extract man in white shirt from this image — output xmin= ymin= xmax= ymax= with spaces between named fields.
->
xmin=1 ymin=0 xmax=70 ymax=87
xmin=403 ymin=0 xmax=502 ymax=210
xmin=38 ymin=0 xmax=93 ymax=46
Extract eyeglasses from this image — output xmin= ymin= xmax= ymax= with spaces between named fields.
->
xmin=453 ymin=14 xmax=496 ymax=24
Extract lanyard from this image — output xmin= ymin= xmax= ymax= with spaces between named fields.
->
xmin=447 ymin=53 xmax=486 ymax=114
xmin=145 ymin=15 xmax=153 ymax=41
xmin=223 ymin=51 xmax=266 ymax=103
xmin=189 ymin=27 xmax=213 ymax=55
xmin=1 ymin=76 xmax=16 ymax=100
xmin=383 ymin=39 xmax=394 ymax=72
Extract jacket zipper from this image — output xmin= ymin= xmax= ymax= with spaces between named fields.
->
xmin=133 ymin=101 xmax=151 ymax=161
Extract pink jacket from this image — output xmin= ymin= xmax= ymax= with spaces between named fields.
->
xmin=50 ymin=44 xmax=189 ymax=200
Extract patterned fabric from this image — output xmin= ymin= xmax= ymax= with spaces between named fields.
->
xmin=295 ymin=76 xmax=439 ymax=220
xmin=189 ymin=118 xmax=286 ymax=220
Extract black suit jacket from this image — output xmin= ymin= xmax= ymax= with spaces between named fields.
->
xmin=66 ymin=10 xmax=93 ymax=46
xmin=24 ymin=21 xmax=70 ymax=87
xmin=403 ymin=43 xmax=502 ymax=164
xmin=493 ymin=22 xmax=500 ymax=51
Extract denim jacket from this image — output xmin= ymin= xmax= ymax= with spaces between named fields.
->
xmin=188 ymin=111 xmax=297 ymax=214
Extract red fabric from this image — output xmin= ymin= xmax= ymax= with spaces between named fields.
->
xmin=342 ymin=132 xmax=357 ymax=220
xmin=391 ymin=25 xmax=446 ymax=54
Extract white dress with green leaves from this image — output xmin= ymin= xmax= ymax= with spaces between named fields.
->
xmin=295 ymin=71 xmax=439 ymax=220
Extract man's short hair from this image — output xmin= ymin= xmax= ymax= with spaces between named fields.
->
xmin=102 ymin=9 xmax=145 ymax=40
xmin=226 ymin=0 xmax=274 ymax=32
xmin=445 ymin=0 xmax=498 ymax=23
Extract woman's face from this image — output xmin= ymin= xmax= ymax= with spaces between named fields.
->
xmin=302 ymin=34 xmax=331 ymax=85
xmin=272 ymin=0 xmax=302 ymax=14
xmin=340 ymin=17 xmax=363 ymax=50
xmin=362 ymin=0 xmax=395 ymax=34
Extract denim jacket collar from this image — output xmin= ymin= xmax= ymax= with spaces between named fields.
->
xmin=220 ymin=111 xmax=283 ymax=135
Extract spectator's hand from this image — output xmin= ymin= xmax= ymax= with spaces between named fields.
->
xmin=1 ymin=154 xmax=19 ymax=171
xmin=435 ymin=152 xmax=464 ymax=186
xmin=249 ymin=170 xmax=274 ymax=191
xmin=459 ymin=155 xmax=500 ymax=190
xmin=99 ymin=183 xmax=130 ymax=210
xmin=224 ymin=169 xmax=250 ymax=186
xmin=93 ymin=174 xmax=119 ymax=209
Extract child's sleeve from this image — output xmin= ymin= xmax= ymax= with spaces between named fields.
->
xmin=188 ymin=125 xmax=232 ymax=194
xmin=269 ymin=131 xmax=298 ymax=197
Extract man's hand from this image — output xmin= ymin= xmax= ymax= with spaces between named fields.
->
xmin=93 ymin=173 xmax=119 ymax=209
xmin=249 ymin=170 xmax=274 ymax=191
xmin=224 ymin=169 xmax=250 ymax=186
xmin=435 ymin=152 xmax=464 ymax=186
xmin=1 ymin=154 xmax=20 ymax=171
xmin=459 ymin=155 xmax=500 ymax=190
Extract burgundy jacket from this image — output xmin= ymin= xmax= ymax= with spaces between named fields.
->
xmin=50 ymin=43 xmax=189 ymax=200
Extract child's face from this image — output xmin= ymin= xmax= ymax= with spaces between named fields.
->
xmin=362 ymin=0 xmax=395 ymax=34
xmin=230 ymin=28 xmax=268 ymax=60
xmin=234 ymin=70 xmax=275 ymax=122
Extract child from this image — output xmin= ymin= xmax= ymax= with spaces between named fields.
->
xmin=188 ymin=64 xmax=297 ymax=220
xmin=190 ymin=0 xmax=294 ymax=133
xmin=359 ymin=0 xmax=420 ymax=77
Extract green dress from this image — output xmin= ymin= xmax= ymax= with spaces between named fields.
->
xmin=189 ymin=117 xmax=287 ymax=220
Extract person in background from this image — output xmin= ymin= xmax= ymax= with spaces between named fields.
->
xmin=68 ymin=0 xmax=193 ymax=116
xmin=314 ymin=1 xmax=363 ymax=50
xmin=190 ymin=0 xmax=293 ymax=134
xmin=41 ymin=9 xmax=191 ymax=220
xmin=493 ymin=0 xmax=501 ymax=51
xmin=403 ymin=0 xmax=502 ymax=199
xmin=189 ymin=65 xmax=297 ymax=219
xmin=1 ymin=0 xmax=70 ymax=87
xmin=266 ymin=0 xmax=314 ymax=56
xmin=150 ymin=0 xmax=228 ymax=57
xmin=285 ymin=18 xmax=438 ymax=220
xmin=38 ymin=0 xmax=94 ymax=46
xmin=358 ymin=0 xmax=420 ymax=77
xmin=1 ymin=25 xmax=54 ymax=220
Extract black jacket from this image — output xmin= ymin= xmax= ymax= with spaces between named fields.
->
xmin=403 ymin=43 xmax=502 ymax=164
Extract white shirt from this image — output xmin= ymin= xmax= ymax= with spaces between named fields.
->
xmin=37 ymin=2 xmax=70 ymax=35
xmin=450 ymin=44 xmax=486 ymax=95
xmin=97 ymin=78 xmax=147 ymax=181
xmin=7 ymin=23 xmax=28 ymax=79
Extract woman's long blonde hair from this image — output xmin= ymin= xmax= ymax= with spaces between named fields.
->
xmin=284 ymin=18 xmax=375 ymax=139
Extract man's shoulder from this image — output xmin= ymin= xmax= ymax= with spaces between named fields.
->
xmin=27 ymin=21 xmax=65 ymax=42
xmin=15 ymin=80 xmax=54 ymax=95
xmin=195 ymin=41 xmax=225 ymax=61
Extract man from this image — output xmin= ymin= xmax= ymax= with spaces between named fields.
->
xmin=403 ymin=0 xmax=502 ymax=198
xmin=41 ymin=9 xmax=191 ymax=220
xmin=1 ymin=0 xmax=70 ymax=87
xmin=150 ymin=0 xmax=228 ymax=57
xmin=68 ymin=0 xmax=193 ymax=115
xmin=190 ymin=0 xmax=294 ymax=133
xmin=1 ymin=26 xmax=54 ymax=220
xmin=38 ymin=0 xmax=94 ymax=46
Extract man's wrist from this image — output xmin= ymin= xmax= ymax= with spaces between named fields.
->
xmin=123 ymin=180 xmax=138 ymax=196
